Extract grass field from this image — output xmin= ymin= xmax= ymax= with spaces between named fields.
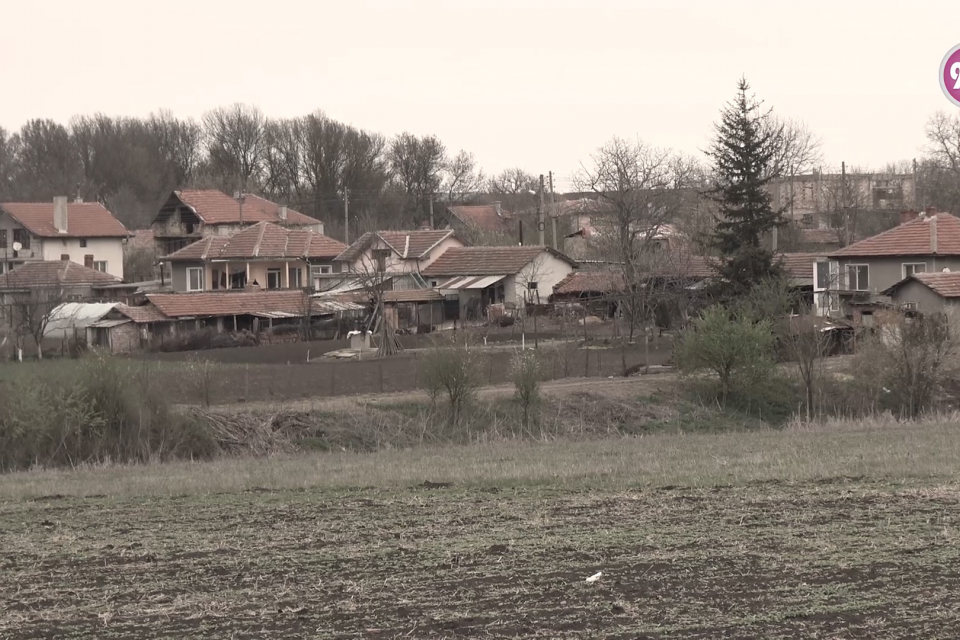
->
xmin=3 ymin=422 xmax=960 ymax=638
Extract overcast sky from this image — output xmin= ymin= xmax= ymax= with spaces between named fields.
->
xmin=2 ymin=0 xmax=958 ymax=190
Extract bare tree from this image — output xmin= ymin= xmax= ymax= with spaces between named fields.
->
xmin=923 ymin=111 xmax=960 ymax=213
xmin=350 ymin=240 xmax=403 ymax=357
xmin=8 ymin=119 xmax=82 ymax=201
xmin=764 ymin=116 xmax=823 ymax=180
xmin=0 ymin=127 xmax=13 ymax=201
xmin=202 ymin=103 xmax=267 ymax=193
xmin=488 ymin=167 xmax=538 ymax=195
xmin=515 ymin=255 xmax=549 ymax=348
xmin=443 ymin=150 xmax=485 ymax=202
xmin=387 ymin=132 xmax=446 ymax=221
xmin=778 ymin=310 xmax=831 ymax=422
xmin=4 ymin=285 xmax=68 ymax=360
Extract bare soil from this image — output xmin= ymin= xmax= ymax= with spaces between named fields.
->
xmin=4 ymin=479 xmax=959 ymax=638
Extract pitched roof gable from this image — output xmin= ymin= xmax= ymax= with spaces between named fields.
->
xmin=334 ymin=229 xmax=458 ymax=262
xmin=1 ymin=202 xmax=129 ymax=238
xmin=421 ymin=245 xmax=577 ymax=276
xmin=830 ymin=213 xmax=960 ymax=258
xmin=883 ymin=271 xmax=960 ymax=298
xmin=0 ymin=261 xmax=121 ymax=290
xmin=162 ymin=222 xmax=346 ymax=261
xmin=173 ymin=190 xmax=322 ymax=226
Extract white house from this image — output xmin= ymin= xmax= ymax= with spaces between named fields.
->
xmin=421 ymin=245 xmax=578 ymax=317
xmin=333 ymin=229 xmax=465 ymax=289
xmin=0 ymin=197 xmax=129 ymax=279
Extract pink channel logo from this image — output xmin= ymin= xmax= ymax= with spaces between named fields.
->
xmin=941 ymin=44 xmax=960 ymax=107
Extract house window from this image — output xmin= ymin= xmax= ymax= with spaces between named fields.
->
xmin=80 ymin=238 xmax=87 ymax=248
xmin=801 ymin=213 xmax=814 ymax=228
xmin=289 ymin=268 xmax=303 ymax=288
xmin=13 ymin=229 xmax=30 ymax=250
xmin=93 ymin=261 xmax=107 ymax=272
xmin=60 ymin=254 xmax=70 ymax=261
xmin=527 ymin=282 xmax=539 ymax=291
xmin=902 ymin=263 xmax=926 ymax=278
xmin=0 ymin=229 xmax=6 ymax=249
xmin=903 ymin=301 xmax=918 ymax=311
xmin=847 ymin=264 xmax=869 ymax=291
xmin=186 ymin=267 xmax=204 ymax=292
xmin=311 ymin=264 xmax=332 ymax=276
xmin=267 ymin=268 xmax=283 ymax=289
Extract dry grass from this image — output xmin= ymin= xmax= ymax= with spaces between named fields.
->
xmin=3 ymin=418 xmax=960 ymax=501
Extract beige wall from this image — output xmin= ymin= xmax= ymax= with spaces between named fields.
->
xmin=41 ymin=237 xmax=125 ymax=279
xmin=345 ymin=234 xmax=465 ymax=275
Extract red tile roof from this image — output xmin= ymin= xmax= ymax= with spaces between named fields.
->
xmin=335 ymin=230 xmax=459 ymax=262
xmin=885 ymin=272 xmax=960 ymax=298
xmin=422 ymin=246 xmax=577 ymax=276
xmin=174 ymin=190 xmax=321 ymax=226
xmin=114 ymin=302 xmax=170 ymax=323
xmin=830 ymin=212 xmax=960 ymax=258
xmin=447 ymin=205 xmax=512 ymax=232
xmin=0 ymin=261 xmax=121 ymax=290
xmin=779 ymin=253 xmax=828 ymax=281
xmin=163 ymin=222 xmax=346 ymax=262
xmin=553 ymin=270 xmax=624 ymax=295
xmin=147 ymin=290 xmax=317 ymax=318
xmin=1 ymin=202 xmax=129 ymax=238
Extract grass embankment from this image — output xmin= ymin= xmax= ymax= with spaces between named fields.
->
xmin=3 ymin=423 xmax=960 ymax=638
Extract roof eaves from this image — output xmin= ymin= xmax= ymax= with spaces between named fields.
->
xmin=420 ymin=229 xmax=455 ymax=257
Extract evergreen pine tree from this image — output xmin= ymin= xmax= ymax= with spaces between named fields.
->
xmin=708 ymin=78 xmax=786 ymax=300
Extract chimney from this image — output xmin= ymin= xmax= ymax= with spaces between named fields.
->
xmin=278 ymin=205 xmax=287 ymax=221
xmin=899 ymin=209 xmax=920 ymax=225
xmin=494 ymin=201 xmax=502 ymax=217
xmin=925 ymin=205 xmax=939 ymax=217
xmin=930 ymin=214 xmax=938 ymax=254
xmin=53 ymin=196 xmax=68 ymax=233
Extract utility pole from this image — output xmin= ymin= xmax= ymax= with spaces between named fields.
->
xmin=238 ymin=191 xmax=244 ymax=225
xmin=549 ymin=171 xmax=558 ymax=250
xmin=841 ymin=161 xmax=849 ymax=246
xmin=537 ymin=174 xmax=545 ymax=246
xmin=913 ymin=157 xmax=921 ymax=209
xmin=344 ymin=188 xmax=349 ymax=245
xmin=429 ymin=196 xmax=434 ymax=230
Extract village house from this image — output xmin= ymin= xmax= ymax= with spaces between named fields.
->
xmin=881 ymin=272 xmax=960 ymax=315
xmin=443 ymin=203 xmax=514 ymax=236
xmin=333 ymin=229 xmax=464 ymax=289
xmin=0 ymin=197 xmax=129 ymax=278
xmin=160 ymin=221 xmax=346 ymax=293
xmin=421 ymin=245 xmax=577 ymax=318
xmin=814 ymin=208 xmax=960 ymax=322
xmin=151 ymin=189 xmax=323 ymax=258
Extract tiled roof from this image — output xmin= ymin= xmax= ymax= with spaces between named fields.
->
xmin=1 ymin=201 xmax=129 ymax=238
xmin=147 ymin=290 xmax=320 ymax=318
xmin=162 ymin=236 xmax=230 ymax=261
xmin=335 ymin=230 xmax=458 ymax=263
xmin=885 ymin=272 xmax=960 ymax=298
xmin=779 ymin=253 xmax=827 ymax=281
xmin=830 ymin=213 xmax=960 ymax=258
xmin=163 ymin=222 xmax=346 ymax=262
xmin=174 ymin=190 xmax=321 ymax=226
xmin=0 ymin=261 xmax=121 ymax=290
xmin=114 ymin=302 xmax=170 ymax=323
xmin=553 ymin=270 xmax=624 ymax=295
xmin=447 ymin=205 xmax=512 ymax=232
xmin=421 ymin=246 xmax=577 ymax=276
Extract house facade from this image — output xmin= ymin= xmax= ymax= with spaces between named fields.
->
xmin=814 ymin=209 xmax=960 ymax=319
xmin=0 ymin=197 xmax=129 ymax=278
xmin=421 ymin=245 xmax=577 ymax=317
xmin=151 ymin=190 xmax=324 ymax=258
xmin=160 ymin=221 xmax=346 ymax=293
xmin=882 ymin=273 xmax=960 ymax=314
xmin=334 ymin=230 xmax=464 ymax=289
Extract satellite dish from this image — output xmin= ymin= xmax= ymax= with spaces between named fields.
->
xmin=11 ymin=241 xmax=22 ymax=252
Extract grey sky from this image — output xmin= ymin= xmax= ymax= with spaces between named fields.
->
xmin=2 ymin=0 xmax=958 ymax=189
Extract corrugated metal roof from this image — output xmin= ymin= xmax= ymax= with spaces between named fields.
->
xmin=44 ymin=302 xmax=118 ymax=338
xmin=435 ymin=275 xmax=507 ymax=290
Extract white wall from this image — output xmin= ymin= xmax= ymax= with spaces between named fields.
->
xmin=506 ymin=252 xmax=574 ymax=306
xmin=40 ymin=237 xmax=125 ymax=279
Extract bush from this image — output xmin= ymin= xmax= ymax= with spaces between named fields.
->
xmin=420 ymin=334 xmax=482 ymax=428
xmin=510 ymin=350 xmax=542 ymax=431
xmin=0 ymin=354 xmax=217 ymax=472
xmin=675 ymin=305 xmax=776 ymax=403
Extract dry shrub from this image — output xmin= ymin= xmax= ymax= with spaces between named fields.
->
xmin=420 ymin=333 xmax=483 ymax=428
